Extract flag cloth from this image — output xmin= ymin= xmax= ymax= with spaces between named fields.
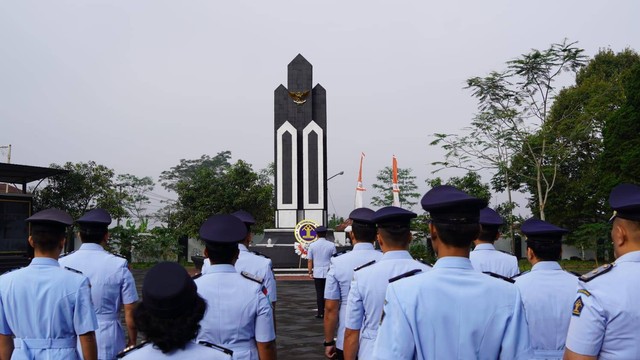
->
xmin=392 ymin=155 xmax=400 ymax=207
xmin=354 ymin=152 xmax=366 ymax=208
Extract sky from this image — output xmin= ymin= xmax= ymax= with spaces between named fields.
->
xmin=1 ymin=0 xmax=639 ymax=221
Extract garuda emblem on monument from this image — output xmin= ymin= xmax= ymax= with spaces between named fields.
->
xmin=288 ymin=90 xmax=310 ymax=105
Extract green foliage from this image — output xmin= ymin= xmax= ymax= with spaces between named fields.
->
xmin=410 ymin=214 xmax=435 ymax=262
xmin=327 ymin=214 xmax=344 ymax=229
xmin=161 ymin=153 xmax=274 ymax=238
xmin=109 ymin=220 xmax=180 ymax=262
xmin=371 ymin=166 xmax=420 ymax=208
xmin=115 ymin=174 xmax=155 ymax=222
xmin=426 ymin=172 xmax=491 ymax=202
xmin=108 ymin=219 xmax=147 ymax=262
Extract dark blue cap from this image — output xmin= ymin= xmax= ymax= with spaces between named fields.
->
xmin=480 ymin=207 xmax=503 ymax=226
xmin=315 ymin=226 xmax=328 ymax=233
xmin=199 ymin=214 xmax=248 ymax=244
xmin=26 ymin=208 xmax=73 ymax=226
xmin=77 ymin=208 xmax=112 ymax=226
xmin=232 ymin=210 xmax=256 ymax=225
xmin=349 ymin=208 xmax=375 ymax=224
xmin=421 ymin=185 xmax=487 ymax=224
xmin=371 ymin=206 xmax=417 ymax=226
xmin=142 ymin=262 xmax=197 ymax=318
xmin=608 ymin=183 xmax=640 ymax=222
xmin=521 ymin=218 xmax=568 ymax=243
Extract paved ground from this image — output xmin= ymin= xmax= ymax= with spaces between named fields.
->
xmin=130 ymin=269 xmax=326 ymax=360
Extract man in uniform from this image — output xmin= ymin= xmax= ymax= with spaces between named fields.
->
xmin=0 ymin=208 xmax=99 ymax=360
xmin=59 ymin=208 xmax=139 ymax=360
xmin=470 ymin=207 xmax=519 ymax=277
xmin=373 ymin=186 xmax=531 ymax=360
xmin=514 ymin=218 xmax=577 ymax=359
xmin=323 ymin=208 xmax=382 ymax=359
xmin=195 ymin=214 xmax=276 ymax=360
xmin=564 ymin=183 xmax=640 ymax=359
xmin=307 ymin=226 xmax=336 ymax=319
xmin=343 ymin=206 xmax=430 ymax=360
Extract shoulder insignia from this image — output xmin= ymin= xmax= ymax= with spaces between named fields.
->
xmin=499 ymin=250 xmax=513 ymax=255
xmin=198 ymin=341 xmax=234 ymax=356
xmin=250 ymin=250 xmax=270 ymax=259
xmin=510 ymin=270 xmax=529 ymax=279
xmin=192 ymin=273 xmax=203 ymax=280
xmin=113 ymin=253 xmax=127 ymax=260
xmin=419 ymin=259 xmax=433 ymax=267
xmin=483 ymin=271 xmax=515 ymax=283
xmin=577 ymin=289 xmax=591 ymax=297
xmin=64 ymin=266 xmax=83 ymax=275
xmin=389 ymin=269 xmax=423 ymax=283
xmin=354 ymin=260 xmax=376 ymax=272
xmin=59 ymin=250 xmax=76 ymax=258
xmin=241 ymin=271 xmax=264 ymax=284
xmin=333 ymin=250 xmax=350 ymax=257
xmin=572 ymin=296 xmax=584 ymax=317
xmin=116 ymin=341 xmax=148 ymax=358
xmin=567 ymin=271 xmax=581 ymax=277
xmin=579 ymin=263 xmax=614 ymax=282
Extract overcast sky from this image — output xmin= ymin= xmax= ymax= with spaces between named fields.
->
xmin=1 ymin=0 xmax=639 ymax=220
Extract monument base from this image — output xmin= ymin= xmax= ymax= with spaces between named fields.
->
xmin=253 ymin=228 xmax=347 ymax=268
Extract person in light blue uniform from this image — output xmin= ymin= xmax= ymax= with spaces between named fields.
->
xmin=201 ymin=211 xmax=277 ymax=308
xmin=117 ymin=262 xmax=232 ymax=360
xmin=323 ymin=208 xmax=382 ymax=360
xmin=513 ymin=218 xmax=577 ymax=359
xmin=565 ymin=183 xmax=640 ymax=360
xmin=470 ymin=207 xmax=519 ymax=277
xmin=195 ymin=214 xmax=276 ymax=360
xmin=373 ymin=186 xmax=531 ymax=360
xmin=0 ymin=209 xmax=99 ymax=360
xmin=307 ymin=226 xmax=337 ymax=318
xmin=343 ymin=206 xmax=430 ymax=360
xmin=59 ymin=209 xmax=139 ymax=360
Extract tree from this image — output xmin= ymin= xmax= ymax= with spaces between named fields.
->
xmin=371 ymin=167 xmax=420 ymax=208
xmin=432 ymin=39 xmax=588 ymax=220
xmin=426 ymin=172 xmax=491 ymax=202
xmin=160 ymin=154 xmax=275 ymax=238
xmin=115 ymin=174 xmax=155 ymax=223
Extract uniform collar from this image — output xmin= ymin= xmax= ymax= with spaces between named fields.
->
xmin=433 ymin=256 xmax=474 ymax=270
xmin=79 ymin=243 xmax=105 ymax=251
xmin=30 ymin=257 xmax=60 ymax=267
xmin=353 ymin=242 xmax=375 ymax=251
xmin=380 ymin=250 xmax=413 ymax=261
xmin=473 ymin=243 xmax=496 ymax=251
xmin=206 ymin=264 xmax=236 ymax=273
xmin=238 ymin=243 xmax=249 ymax=252
xmin=615 ymin=250 xmax=640 ymax=264
xmin=531 ymin=261 xmax=562 ymax=271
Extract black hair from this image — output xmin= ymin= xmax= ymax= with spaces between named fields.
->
xmin=30 ymin=224 xmax=66 ymax=252
xmin=79 ymin=226 xmax=108 ymax=244
xmin=433 ymin=222 xmax=480 ymax=248
xmin=378 ymin=224 xmax=411 ymax=247
xmin=351 ymin=222 xmax=376 ymax=243
xmin=134 ymin=295 xmax=207 ymax=353
xmin=527 ymin=239 xmax=562 ymax=261
xmin=478 ymin=225 xmax=500 ymax=243
xmin=205 ymin=242 xmax=239 ymax=264
xmin=316 ymin=231 xmax=327 ymax=238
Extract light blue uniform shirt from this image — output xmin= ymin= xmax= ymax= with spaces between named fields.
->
xmin=0 ymin=257 xmax=98 ymax=360
xmin=345 ymin=250 xmax=430 ymax=360
xmin=202 ymin=245 xmax=277 ymax=302
xmin=324 ymin=242 xmax=382 ymax=350
xmin=565 ymin=250 xmax=640 ymax=359
xmin=195 ymin=264 xmax=275 ymax=360
xmin=307 ymin=237 xmax=336 ymax=278
xmin=513 ymin=261 xmax=577 ymax=359
xmin=119 ymin=341 xmax=232 ymax=359
xmin=373 ymin=256 xmax=531 ymax=360
xmin=470 ymin=243 xmax=519 ymax=278
xmin=59 ymin=243 xmax=139 ymax=360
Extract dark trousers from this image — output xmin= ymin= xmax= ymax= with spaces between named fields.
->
xmin=313 ymin=277 xmax=326 ymax=316
xmin=336 ymin=348 xmax=344 ymax=360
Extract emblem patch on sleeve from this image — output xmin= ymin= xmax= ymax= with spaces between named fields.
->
xmin=572 ymin=296 xmax=584 ymax=317
xmin=577 ymin=289 xmax=591 ymax=297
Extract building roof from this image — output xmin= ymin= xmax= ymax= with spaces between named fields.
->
xmin=0 ymin=163 xmax=68 ymax=193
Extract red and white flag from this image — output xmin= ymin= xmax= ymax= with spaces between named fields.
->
xmin=354 ymin=152 xmax=366 ymax=209
xmin=392 ymin=155 xmax=400 ymax=207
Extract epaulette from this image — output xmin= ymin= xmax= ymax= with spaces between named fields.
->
xmin=59 ymin=250 xmax=76 ymax=258
xmin=579 ymin=263 xmax=614 ymax=282
xmin=251 ymin=251 xmax=270 ymax=259
xmin=510 ymin=270 xmax=529 ymax=279
xmin=499 ymin=250 xmax=514 ymax=255
xmin=419 ymin=259 xmax=433 ymax=267
xmin=241 ymin=271 xmax=264 ymax=284
xmin=389 ymin=269 xmax=423 ymax=283
xmin=354 ymin=260 xmax=376 ymax=272
xmin=192 ymin=273 xmax=203 ymax=280
xmin=198 ymin=341 xmax=234 ymax=356
xmin=333 ymin=250 xmax=350 ymax=257
xmin=483 ymin=271 xmax=515 ymax=283
xmin=567 ymin=271 xmax=581 ymax=277
xmin=116 ymin=341 xmax=148 ymax=358
xmin=64 ymin=266 xmax=83 ymax=275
